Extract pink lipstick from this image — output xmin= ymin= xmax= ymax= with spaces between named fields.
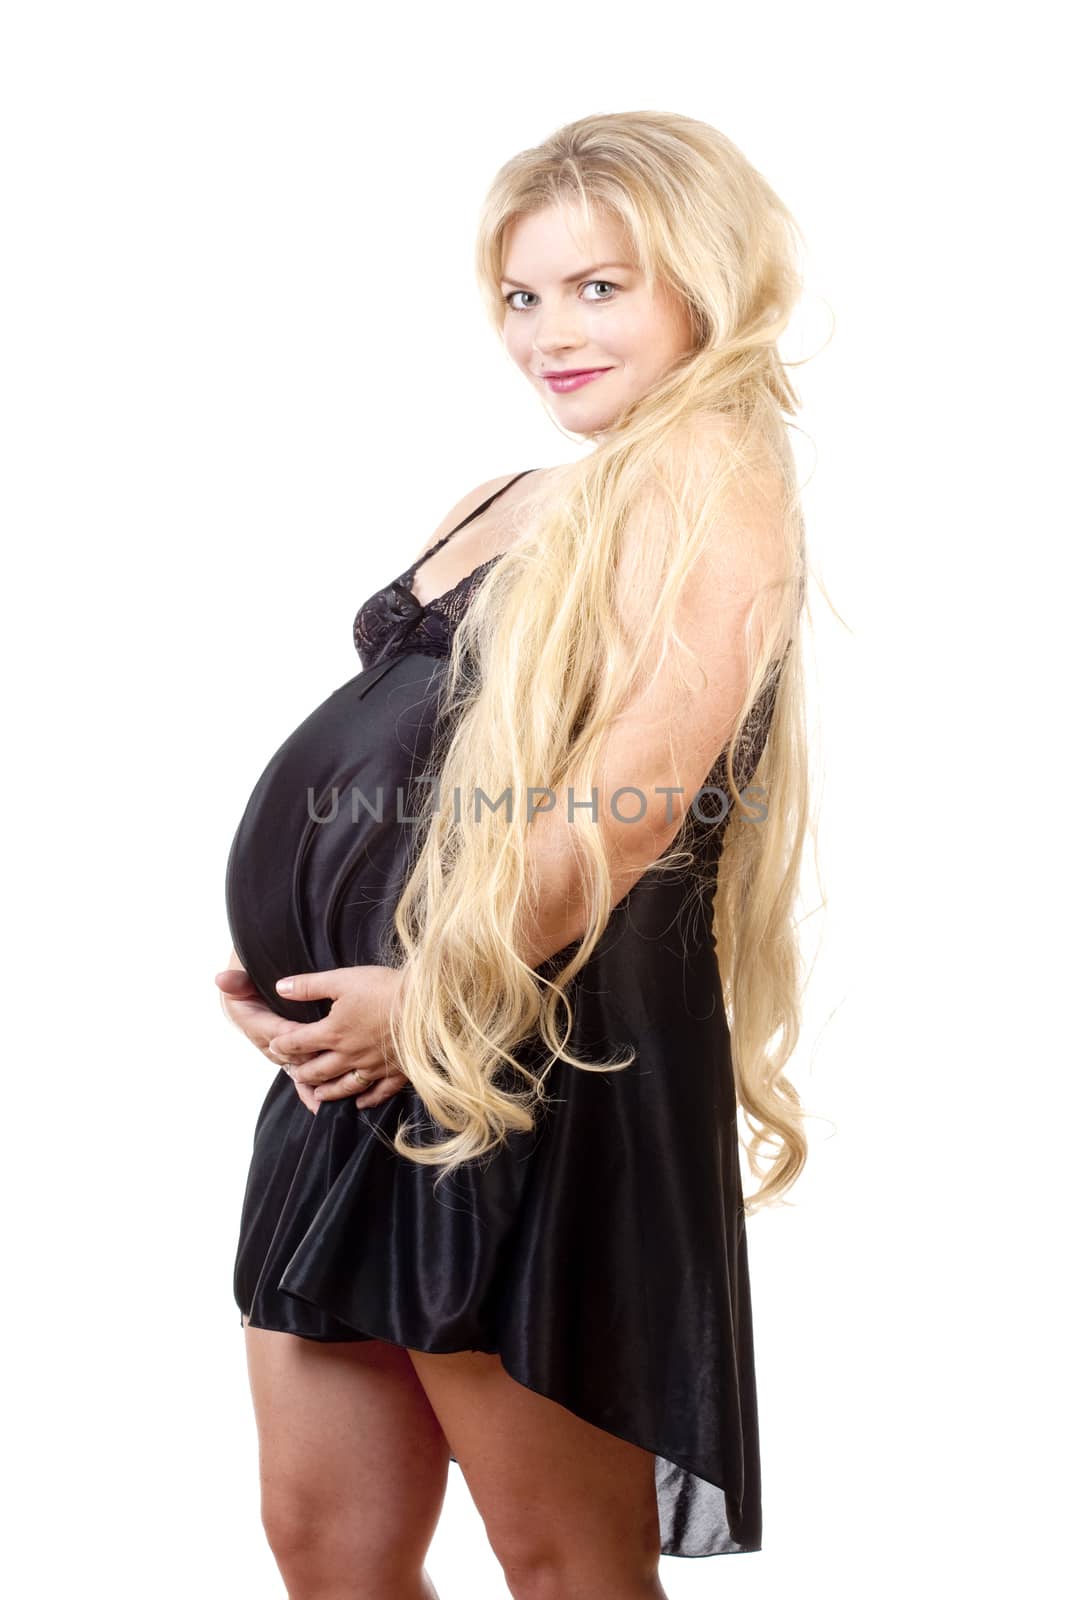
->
xmin=542 ymin=367 xmax=613 ymax=394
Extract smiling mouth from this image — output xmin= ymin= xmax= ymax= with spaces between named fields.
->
xmin=541 ymin=367 xmax=614 ymax=392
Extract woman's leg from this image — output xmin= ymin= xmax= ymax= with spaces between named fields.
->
xmin=406 ymin=1347 xmax=668 ymax=1600
xmin=241 ymin=1314 xmax=451 ymax=1600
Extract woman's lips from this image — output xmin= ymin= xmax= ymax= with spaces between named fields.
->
xmin=542 ymin=367 xmax=612 ymax=394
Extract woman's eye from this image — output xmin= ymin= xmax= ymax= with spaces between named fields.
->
xmin=502 ymin=281 xmax=619 ymax=312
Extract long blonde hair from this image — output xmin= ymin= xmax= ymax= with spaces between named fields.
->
xmin=383 ymin=111 xmax=819 ymax=1213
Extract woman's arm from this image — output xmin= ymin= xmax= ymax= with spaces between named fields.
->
xmin=515 ymin=468 xmax=784 ymax=972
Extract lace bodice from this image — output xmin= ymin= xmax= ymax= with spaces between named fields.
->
xmin=352 ymin=471 xmax=537 ymax=673
xmin=352 ymin=552 xmax=504 ymax=671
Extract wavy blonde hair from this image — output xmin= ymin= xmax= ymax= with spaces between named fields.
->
xmin=381 ymin=110 xmax=820 ymax=1213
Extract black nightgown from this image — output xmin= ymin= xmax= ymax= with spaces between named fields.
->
xmin=225 ymin=469 xmax=781 ymax=1559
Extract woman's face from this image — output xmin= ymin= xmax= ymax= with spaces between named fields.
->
xmin=499 ymin=202 xmax=694 ymax=436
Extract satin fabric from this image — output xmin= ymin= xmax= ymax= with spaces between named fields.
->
xmin=225 ymin=473 xmax=775 ymax=1558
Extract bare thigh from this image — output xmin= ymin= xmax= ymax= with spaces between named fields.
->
xmin=241 ymin=1314 xmax=452 ymax=1590
xmin=406 ymin=1347 xmax=665 ymax=1600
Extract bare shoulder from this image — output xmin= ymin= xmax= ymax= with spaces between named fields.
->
xmin=408 ymin=471 xmax=532 ymax=566
xmin=652 ymin=411 xmax=787 ymax=543
xmin=616 ymin=415 xmax=788 ymax=643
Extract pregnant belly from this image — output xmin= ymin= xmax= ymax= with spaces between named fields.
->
xmin=225 ymin=653 xmax=447 ymax=1023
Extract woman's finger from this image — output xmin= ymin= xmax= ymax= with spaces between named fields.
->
xmin=267 ymin=1025 xmax=333 ymax=1063
xmin=275 ymin=970 xmax=349 ymax=1003
xmin=354 ymin=1071 xmax=410 ymax=1109
xmin=311 ymin=1065 xmax=391 ymax=1104
xmin=215 ymin=968 xmax=259 ymax=999
xmin=286 ymin=1050 xmax=367 ymax=1088
xmin=289 ymin=1074 xmax=320 ymax=1115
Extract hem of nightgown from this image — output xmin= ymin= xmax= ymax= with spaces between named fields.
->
xmin=235 ymin=1295 xmax=761 ymax=1559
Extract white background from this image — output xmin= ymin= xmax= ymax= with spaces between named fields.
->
xmin=3 ymin=2 xmax=1063 ymax=1595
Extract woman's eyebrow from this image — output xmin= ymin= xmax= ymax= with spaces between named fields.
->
xmin=500 ymin=261 xmax=633 ymax=289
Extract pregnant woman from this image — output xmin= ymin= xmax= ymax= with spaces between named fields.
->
xmin=217 ymin=110 xmax=814 ymax=1600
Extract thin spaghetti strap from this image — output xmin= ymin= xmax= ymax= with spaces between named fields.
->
xmin=403 ymin=469 xmax=540 ymax=579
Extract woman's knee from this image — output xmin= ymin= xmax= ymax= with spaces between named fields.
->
xmin=488 ymin=1501 xmax=662 ymax=1600
xmin=499 ymin=1547 xmax=665 ymax=1600
xmin=260 ymin=1489 xmax=434 ymax=1596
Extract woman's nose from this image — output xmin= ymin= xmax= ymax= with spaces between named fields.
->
xmin=534 ymin=323 xmax=583 ymax=355
xmin=532 ymin=305 xmax=585 ymax=353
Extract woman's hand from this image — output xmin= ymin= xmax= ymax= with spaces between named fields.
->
xmin=215 ymin=960 xmax=324 ymax=1115
xmin=264 ymin=965 xmax=411 ymax=1110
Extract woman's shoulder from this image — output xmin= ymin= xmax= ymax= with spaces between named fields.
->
xmin=407 ymin=471 xmax=533 ymax=568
